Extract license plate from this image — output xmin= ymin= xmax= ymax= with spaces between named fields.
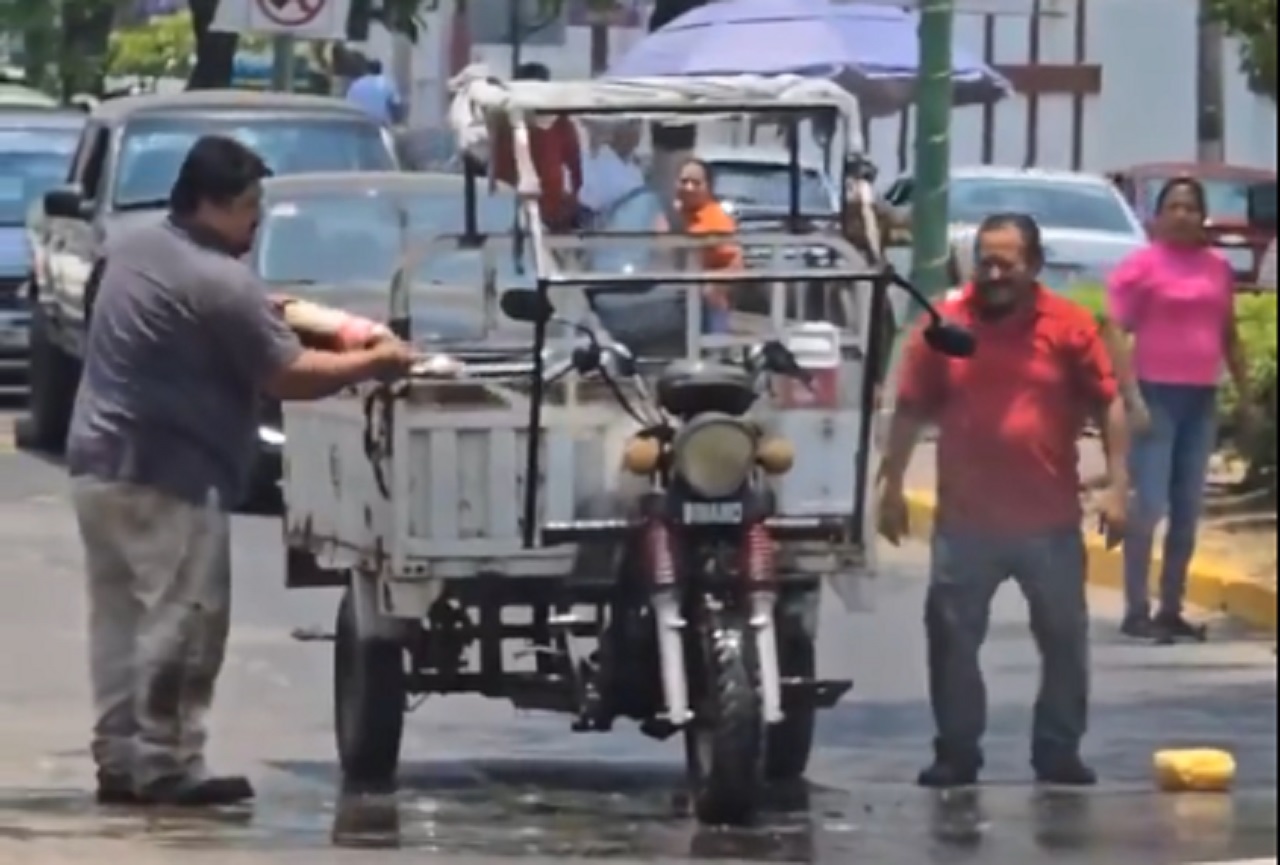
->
xmin=682 ymin=501 xmax=744 ymax=525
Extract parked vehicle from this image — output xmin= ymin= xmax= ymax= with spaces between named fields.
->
xmin=0 ymin=108 xmax=84 ymax=398
xmin=279 ymin=72 xmax=972 ymax=827
xmin=1109 ymin=162 xmax=1277 ymax=284
xmin=1248 ymin=180 xmax=1276 ymax=292
xmin=25 ymin=90 xmax=400 ymax=451
xmin=885 ymin=166 xmax=1147 ymax=282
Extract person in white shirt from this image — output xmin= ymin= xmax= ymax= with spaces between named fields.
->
xmin=578 ymin=120 xmax=645 ymax=221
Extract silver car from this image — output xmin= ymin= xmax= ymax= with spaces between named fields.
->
xmin=886 ymin=166 xmax=1147 ymax=281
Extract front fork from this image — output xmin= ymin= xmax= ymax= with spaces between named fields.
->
xmin=643 ymin=520 xmax=784 ymax=727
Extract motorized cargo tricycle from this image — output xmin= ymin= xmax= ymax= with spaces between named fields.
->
xmin=280 ymin=69 xmax=973 ymax=825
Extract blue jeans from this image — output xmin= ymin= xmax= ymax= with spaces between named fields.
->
xmin=926 ymin=528 xmax=1089 ymax=765
xmin=1122 ymin=381 xmax=1219 ymax=619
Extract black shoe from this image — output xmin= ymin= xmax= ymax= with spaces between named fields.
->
xmin=1120 ymin=613 xmax=1156 ymax=639
xmin=95 ymin=772 xmax=140 ymax=806
xmin=137 ymin=774 xmax=255 ymax=807
xmin=1153 ymin=612 xmax=1207 ymax=643
xmin=917 ymin=759 xmax=980 ymax=788
xmin=1034 ymin=754 xmax=1097 ymax=786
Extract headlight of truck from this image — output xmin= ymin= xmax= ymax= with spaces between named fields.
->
xmin=672 ymin=416 xmax=756 ymax=498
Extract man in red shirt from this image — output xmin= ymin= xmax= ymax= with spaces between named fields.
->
xmin=878 ymin=213 xmax=1130 ymax=789
xmin=489 ymin=63 xmax=583 ymax=231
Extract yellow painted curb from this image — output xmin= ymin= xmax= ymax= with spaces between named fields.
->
xmin=904 ymin=490 xmax=1277 ymax=633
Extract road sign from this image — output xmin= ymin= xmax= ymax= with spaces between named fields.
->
xmin=212 ymin=0 xmax=353 ymax=40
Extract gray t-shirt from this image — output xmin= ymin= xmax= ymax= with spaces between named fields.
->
xmin=66 ymin=217 xmax=303 ymax=508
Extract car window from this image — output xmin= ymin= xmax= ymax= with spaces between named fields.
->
xmin=255 ymin=188 xmax=524 ymax=288
xmin=707 ymin=161 xmax=833 ymax=212
xmin=1140 ymin=177 xmax=1259 ymax=222
xmin=951 ymin=178 xmax=1135 ymax=234
xmin=0 ymin=128 xmax=80 ymax=225
xmin=113 ymin=115 xmax=396 ymax=208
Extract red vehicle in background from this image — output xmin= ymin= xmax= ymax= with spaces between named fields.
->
xmin=1109 ymin=162 xmax=1277 ymax=285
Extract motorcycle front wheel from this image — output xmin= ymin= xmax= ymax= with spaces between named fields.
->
xmin=683 ymin=609 xmax=764 ymax=826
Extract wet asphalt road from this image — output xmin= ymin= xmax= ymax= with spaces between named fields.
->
xmin=0 ymin=410 xmax=1275 ymax=865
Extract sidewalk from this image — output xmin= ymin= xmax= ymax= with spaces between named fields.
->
xmin=902 ymin=441 xmax=1278 ymax=633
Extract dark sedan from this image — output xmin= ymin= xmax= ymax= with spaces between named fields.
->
xmin=0 ymin=107 xmax=83 ymax=397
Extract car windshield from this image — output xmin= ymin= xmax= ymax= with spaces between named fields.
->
xmin=951 ymin=177 xmax=1135 ymax=234
xmin=1140 ymin=177 xmax=1261 ymax=222
xmin=708 ymin=161 xmax=833 ymax=212
xmin=114 ymin=115 xmax=395 ymax=209
xmin=256 ymin=188 xmax=524 ymax=287
xmin=0 ymin=128 xmax=79 ymax=225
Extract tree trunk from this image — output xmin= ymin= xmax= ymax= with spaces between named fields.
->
xmin=187 ymin=0 xmax=239 ymax=90
xmin=60 ymin=0 xmax=117 ymax=99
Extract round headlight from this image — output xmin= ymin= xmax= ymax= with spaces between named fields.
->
xmin=672 ymin=415 xmax=756 ymax=498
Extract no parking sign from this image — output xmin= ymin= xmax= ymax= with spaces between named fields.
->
xmin=212 ymin=0 xmax=353 ymax=39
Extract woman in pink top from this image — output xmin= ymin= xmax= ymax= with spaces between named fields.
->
xmin=1107 ymin=177 xmax=1256 ymax=642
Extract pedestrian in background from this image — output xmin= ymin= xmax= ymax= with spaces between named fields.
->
xmin=578 ymin=119 xmax=645 ymax=222
xmin=878 ymin=212 xmax=1130 ymax=788
xmin=1107 ymin=176 xmax=1258 ymax=642
xmin=345 ymin=57 xmax=405 ymax=125
xmin=489 ymin=62 xmax=584 ymax=231
xmin=66 ymin=136 xmax=414 ymax=807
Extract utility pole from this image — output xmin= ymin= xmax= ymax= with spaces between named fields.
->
xmin=910 ymin=0 xmax=956 ymax=300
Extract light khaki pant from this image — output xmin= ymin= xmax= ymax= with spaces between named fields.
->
xmin=71 ymin=478 xmax=231 ymax=788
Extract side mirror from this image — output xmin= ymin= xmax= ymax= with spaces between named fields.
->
xmin=1104 ymin=171 xmax=1128 ymax=191
xmin=1246 ymin=181 xmax=1276 ymax=232
xmin=499 ymin=288 xmax=555 ymax=324
xmin=44 ymin=187 xmax=86 ymax=220
xmin=923 ymin=321 xmax=977 ymax=358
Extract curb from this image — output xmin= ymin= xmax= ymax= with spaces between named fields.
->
xmin=904 ymin=491 xmax=1277 ymax=633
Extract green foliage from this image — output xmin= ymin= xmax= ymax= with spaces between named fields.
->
xmin=1205 ymin=0 xmax=1276 ymax=100
xmin=107 ymin=11 xmax=195 ymax=79
xmin=1067 ymin=283 xmax=1277 ymax=493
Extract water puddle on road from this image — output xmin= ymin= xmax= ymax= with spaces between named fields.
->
xmin=0 ymin=761 xmax=861 ymax=862
xmin=0 ymin=761 xmax=1274 ymax=863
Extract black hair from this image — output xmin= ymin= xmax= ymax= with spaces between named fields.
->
xmin=1155 ymin=175 xmax=1208 ymax=217
xmin=515 ymin=62 xmax=551 ymax=82
xmin=169 ymin=135 xmax=272 ymax=216
xmin=366 ymin=58 xmax=383 ymax=75
xmin=679 ymin=156 xmax=717 ymax=192
xmin=973 ymin=211 xmax=1045 ymax=267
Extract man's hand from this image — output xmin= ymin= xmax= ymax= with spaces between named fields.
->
xmin=877 ymin=479 xmax=910 ymax=546
xmin=365 ymin=340 xmax=416 ymax=381
xmin=1097 ymin=483 xmax=1128 ymax=549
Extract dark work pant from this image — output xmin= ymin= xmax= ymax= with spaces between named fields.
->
xmin=925 ymin=527 xmax=1090 ymax=765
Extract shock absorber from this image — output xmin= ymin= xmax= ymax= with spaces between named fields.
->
xmin=742 ymin=522 xmax=784 ymax=724
xmin=644 ymin=520 xmax=692 ymax=725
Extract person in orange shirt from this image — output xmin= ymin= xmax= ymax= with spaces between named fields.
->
xmin=658 ymin=157 xmax=743 ymax=333
xmin=488 ymin=63 xmax=583 ymax=231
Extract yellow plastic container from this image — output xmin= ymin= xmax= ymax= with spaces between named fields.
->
xmin=1153 ymin=748 xmax=1237 ymax=793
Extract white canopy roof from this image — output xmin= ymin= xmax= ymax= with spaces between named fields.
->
xmin=448 ymin=63 xmax=865 ymax=161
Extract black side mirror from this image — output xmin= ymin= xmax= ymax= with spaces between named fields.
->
xmin=924 ymin=321 xmax=977 ymax=358
xmin=1246 ymin=181 xmax=1276 ymax=232
xmin=44 ymin=187 xmax=86 ymax=220
xmin=499 ymin=288 xmax=555 ymax=324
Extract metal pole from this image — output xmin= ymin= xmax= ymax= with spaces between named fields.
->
xmin=909 ymin=0 xmax=956 ymax=300
xmin=271 ymin=35 xmax=296 ymax=92
xmin=509 ymin=0 xmax=522 ymax=75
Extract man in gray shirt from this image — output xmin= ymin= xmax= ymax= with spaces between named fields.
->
xmin=66 ymin=135 xmax=414 ymax=807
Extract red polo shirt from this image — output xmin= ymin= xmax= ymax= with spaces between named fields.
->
xmin=896 ymin=285 xmax=1118 ymax=534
